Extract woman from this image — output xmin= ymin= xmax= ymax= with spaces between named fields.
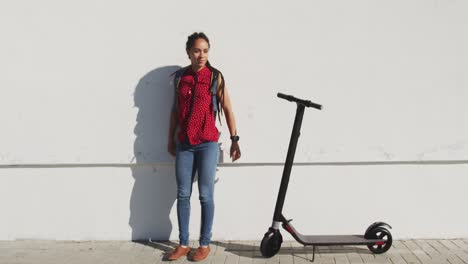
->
xmin=166 ymin=32 xmax=241 ymax=261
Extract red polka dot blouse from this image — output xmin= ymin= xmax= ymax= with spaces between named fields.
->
xmin=176 ymin=66 xmax=219 ymax=145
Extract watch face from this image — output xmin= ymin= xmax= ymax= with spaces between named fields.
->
xmin=231 ymin=136 xmax=239 ymax=141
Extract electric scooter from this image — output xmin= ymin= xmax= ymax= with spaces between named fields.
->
xmin=260 ymin=93 xmax=392 ymax=261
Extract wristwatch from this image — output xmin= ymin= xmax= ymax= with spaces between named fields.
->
xmin=230 ymin=135 xmax=240 ymax=142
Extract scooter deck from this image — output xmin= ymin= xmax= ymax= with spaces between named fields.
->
xmin=283 ymin=222 xmax=383 ymax=246
xmin=297 ymin=234 xmax=380 ymax=246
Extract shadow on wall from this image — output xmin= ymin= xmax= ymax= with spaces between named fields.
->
xmin=129 ymin=65 xmax=181 ymax=241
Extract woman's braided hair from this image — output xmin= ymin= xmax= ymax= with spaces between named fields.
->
xmin=186 ymin=32 xmax=225 ymax=124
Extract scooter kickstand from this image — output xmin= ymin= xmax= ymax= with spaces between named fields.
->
xmin=311 ymin=246 xmax=316 ymax=262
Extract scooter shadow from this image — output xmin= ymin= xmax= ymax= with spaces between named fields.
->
xmin=213 ymin=241 xmax=372 ymax=258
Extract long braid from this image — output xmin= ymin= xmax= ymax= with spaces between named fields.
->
xmin=206 ymin=60 xmax=225 ymax=125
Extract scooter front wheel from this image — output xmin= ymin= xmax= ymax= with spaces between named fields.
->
xmin=260 ymin=228 xmax=283 ymax=258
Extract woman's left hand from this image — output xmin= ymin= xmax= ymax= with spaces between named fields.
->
xmin=230 ymin=142 xmax=241 ymax=162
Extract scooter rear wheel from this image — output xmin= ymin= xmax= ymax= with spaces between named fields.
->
xmin=260 ymin=228 xmax=283 ymax=258
xmin=366 ymin=226 xmax=392 ymax=254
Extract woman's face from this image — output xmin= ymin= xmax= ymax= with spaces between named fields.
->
xmin=188 ymin=38 xmax=209 ymax=68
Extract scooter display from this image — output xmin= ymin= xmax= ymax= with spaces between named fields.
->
xmin=260 ymin=93 xmax=392 ymax=261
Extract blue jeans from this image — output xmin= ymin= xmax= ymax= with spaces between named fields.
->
xmin=175 ymin=141 xmax=219 ymax=246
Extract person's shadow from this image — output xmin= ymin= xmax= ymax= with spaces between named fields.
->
xmin=129 ymin=65 xmax=181 ymax=242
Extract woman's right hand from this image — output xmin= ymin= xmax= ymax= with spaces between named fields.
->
xmin=167 ymin=140 xmax=176 ymax=157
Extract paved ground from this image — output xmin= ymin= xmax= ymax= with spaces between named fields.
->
xmin=1 ymin=239 xmax=468 ymax=264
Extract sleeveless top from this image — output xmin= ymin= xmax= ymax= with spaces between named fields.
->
xmin=176 ymin=66 xmax=219 ymax=145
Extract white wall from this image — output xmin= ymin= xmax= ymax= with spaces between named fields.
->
xmin=1 ymin=0 xmax=467 ymax=241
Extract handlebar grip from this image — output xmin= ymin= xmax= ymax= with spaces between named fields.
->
xmin=277 ymin=93 xmax=294 ymax=101
xmin=277 ymin=92 xmax=322 ymax=110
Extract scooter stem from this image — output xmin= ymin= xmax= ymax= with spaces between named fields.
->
xmin=273 ymin=103 xmax=306 ymax=222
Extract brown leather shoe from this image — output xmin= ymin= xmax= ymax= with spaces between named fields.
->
xmin=192 ymin=246 xmax=211 ymax=261
xmin=167 ymin=245 xmax=191 ymax=261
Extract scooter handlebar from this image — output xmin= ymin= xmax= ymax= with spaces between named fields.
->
xmin=277 ymin=93 xmax=322 ymax=110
